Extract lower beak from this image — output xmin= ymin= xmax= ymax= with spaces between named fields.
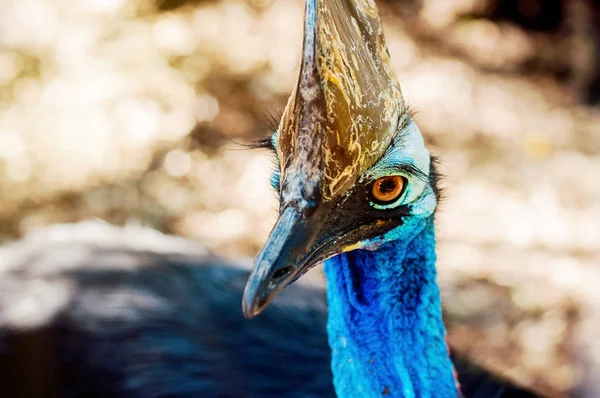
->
xmin=242 ymin=206 xmax=321 ymax=318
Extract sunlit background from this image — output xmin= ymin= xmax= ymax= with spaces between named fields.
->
xmin=0 ymin=0 xmax=599 ymax=396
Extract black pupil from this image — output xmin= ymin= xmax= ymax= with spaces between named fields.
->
xmin=379 ymin=178 xmax=398 ymax=195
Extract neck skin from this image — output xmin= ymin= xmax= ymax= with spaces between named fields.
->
xmin=323 ymin=217 xmax=459 ymax=398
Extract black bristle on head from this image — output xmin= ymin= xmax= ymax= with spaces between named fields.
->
xmin=246 ymin=135 xmax=275 ymax=151
xmin=260 ymin=107 xmax=282 ymax=133
xmin=406 ymin=103 xmax=419 ymax=120
xmin=244 ymin=107 xmax=281 ymax=151
xmin=388 ymin=103 xmax=419 ymax=149
xmin=429 ymin=155 xmax=444 ymax=205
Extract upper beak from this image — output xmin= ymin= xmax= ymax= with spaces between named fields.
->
xmin=242 ymin=205 xmax=323 ymax=318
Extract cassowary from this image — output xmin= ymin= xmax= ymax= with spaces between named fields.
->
xmin=1 ymin=0 xmax=541 ymax=397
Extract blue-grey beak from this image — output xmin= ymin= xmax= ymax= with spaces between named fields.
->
xmin=242 ymin=206 xmax=323 ymax=318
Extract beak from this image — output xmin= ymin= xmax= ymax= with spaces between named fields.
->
xmin=242 ymin=205 xmax=324 ymax=318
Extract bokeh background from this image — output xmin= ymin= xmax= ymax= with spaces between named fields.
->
xmin=0 ymin=0 xmax=599 ymax=396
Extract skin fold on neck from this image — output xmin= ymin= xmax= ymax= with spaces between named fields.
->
xmin=323 ymin=217 xmax=459 ymax=398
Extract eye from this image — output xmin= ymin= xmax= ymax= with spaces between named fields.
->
xmin=371 ymin=176 xmax=406 ymax=204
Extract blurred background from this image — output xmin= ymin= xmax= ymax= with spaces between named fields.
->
xmin=0 ymin=0 xmax=599 ymax=396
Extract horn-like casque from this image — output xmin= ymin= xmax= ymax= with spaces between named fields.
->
xmin=278 ymin=0 xmax=407 ymax=202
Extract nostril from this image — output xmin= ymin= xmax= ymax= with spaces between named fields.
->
xmin=272 ymin=266 xmax=293 ymax=281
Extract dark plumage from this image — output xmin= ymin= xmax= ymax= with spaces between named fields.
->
xmin=0 ymin=222 xmax=332 ymax=398
xmin=0 ymin=222 xmax=538 ymax=398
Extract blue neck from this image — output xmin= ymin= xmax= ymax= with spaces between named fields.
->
xmin=323 ymin=217 xmax=459 ymax=398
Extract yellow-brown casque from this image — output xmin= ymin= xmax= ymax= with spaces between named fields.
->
xmin=277 ymin=0 xmax=408 ymax=204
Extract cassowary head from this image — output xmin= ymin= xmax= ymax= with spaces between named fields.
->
xmin=243 ymin=0 xmax=436 ymax=317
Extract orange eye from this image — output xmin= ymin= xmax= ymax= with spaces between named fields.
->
xmin=371 ymin=176 xmax=405 ymax=203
